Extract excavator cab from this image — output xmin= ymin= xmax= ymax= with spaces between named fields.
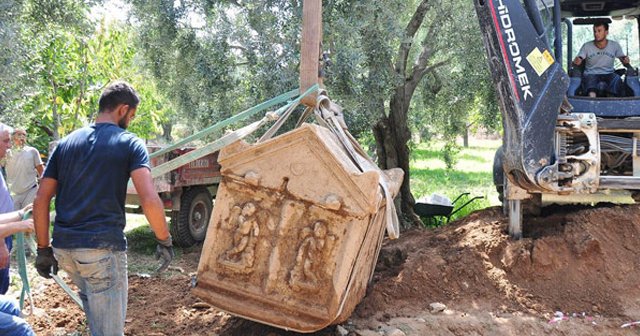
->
xmin=475 ymin=0 xmax=640 ymax=238
xmin=566 ymin=17 xmax=640 ymax=98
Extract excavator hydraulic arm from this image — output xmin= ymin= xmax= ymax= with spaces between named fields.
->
xmin=474 ymin=0 xmax=570 ymax=192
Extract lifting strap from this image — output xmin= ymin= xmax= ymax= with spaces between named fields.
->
xmin=148 ymin=85 xmax=319 ymax=179
xmin=16 ymin=211 xmax=84 ymax=312
xmin=149 ymin=89 xmax=300 ymax=160
xmin=15 ymin=211 xmax=34 ymax=314
xmin=259 ymin=90 xmax=401 ymax=239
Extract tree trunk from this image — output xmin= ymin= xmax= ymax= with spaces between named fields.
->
xmin=374 ymin=88 xmax=421 ymax=228
xmin=388 ymin=90 xmax=421 ymax=227
xmin=463 ymin=125 xmax=469 ymax=148
xmin=162 ymin=122 xmax=173 ymax=142
xmin=370 ymin=0 xmax=434 ymax=229
xmin=51 ymin=81 xmax=60 ymax=140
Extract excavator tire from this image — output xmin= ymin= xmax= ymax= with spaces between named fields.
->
xmin=170 ymin=187 xmax=213 ymax=247
xmin=493 ymin=146 xmax=505 ymax=202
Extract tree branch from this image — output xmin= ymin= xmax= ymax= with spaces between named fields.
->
xmin=406 ymin=58 xmax=449 ymax=101
xmin=229 ymin=44 xmax=247 ymax=51
xmin=394 ymin=0 xmax=431 ymax=76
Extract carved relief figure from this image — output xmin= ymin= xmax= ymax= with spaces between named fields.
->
xmin=290 ymin=221 xmax=331 ymax=290
xmin=221 ymin=202 xmax=260 ymax=270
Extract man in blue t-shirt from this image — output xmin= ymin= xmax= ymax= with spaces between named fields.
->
xmin=573 ymin=22 xmax=631 ymax=97
xmin=33 ymin=81 xmax=174 ymax=336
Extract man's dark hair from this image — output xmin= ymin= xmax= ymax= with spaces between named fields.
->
xmin=594 ymin=22 xmax=609 ymax=31
xmin=98 ymin=81 xmax=140 ymax=113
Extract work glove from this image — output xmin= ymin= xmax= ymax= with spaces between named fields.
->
xmin=35 ymin=247 xmax=59 ymax=279
xmin=155 ymin=235 xmax=174 ymax=273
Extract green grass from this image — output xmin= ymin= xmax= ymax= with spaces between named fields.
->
xmin=410 ymin=139 xmax=501 ymax=224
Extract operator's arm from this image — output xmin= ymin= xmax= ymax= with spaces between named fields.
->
xmin=130 ymin=167 xmax=170 ymax=241
xmin=33 ymin=177 xmax=57 ymax=248
xmin=574 ymin=43 xmax=588 ymax=66
xmin=620 ymin=55 xmax=631 ymax=66
xmin=573 ymin=56 xmax=583 ymax=66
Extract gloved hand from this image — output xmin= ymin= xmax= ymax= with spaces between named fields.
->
xmin=35 ymin=247 xmax=58 ymax=279
xmin=155 ymin=235 xmax=174 ymax=273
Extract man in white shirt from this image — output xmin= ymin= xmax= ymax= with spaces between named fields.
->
xmin=573 ymin=22 xmax=631 ymax=97
xmin=5 ymin=128 xmax=43 ymax=210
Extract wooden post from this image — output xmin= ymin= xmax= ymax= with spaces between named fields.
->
xmin=300 ymin=0 xmax=323 ymax=107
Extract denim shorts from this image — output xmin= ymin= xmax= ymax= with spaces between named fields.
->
xmin=53 ymin=248 xmax=128 ymax=336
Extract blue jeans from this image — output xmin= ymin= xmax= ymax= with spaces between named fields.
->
xmin=582 ymin=73 xmax=623 ymax=96
xmin=53 ymin=248 xmax=127 ymax=336
xmin=0 ymin=296 xmax=35 ymax=336
xmin=0 ymin=236 xmax=13 ymax=294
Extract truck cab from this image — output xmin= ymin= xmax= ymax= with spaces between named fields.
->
xmin=474 ymin=0 xmax=640 ymax=238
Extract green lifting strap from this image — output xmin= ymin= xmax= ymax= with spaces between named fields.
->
xmin=149 ymin=88 xmax=301 ymax=159
xmin=16 ymin=211 xmax=84 ymax=311
xmin=148 ymin=85 xmax=318 ymax=179
xmin=16 ymin=211 xmax=34 ymax=314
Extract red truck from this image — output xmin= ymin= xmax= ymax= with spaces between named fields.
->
xmin=126 ymin=146 xmax=221 ymax=247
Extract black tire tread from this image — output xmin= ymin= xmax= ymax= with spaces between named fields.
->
xmin=171 ymin=187 xmax=211 ymax=247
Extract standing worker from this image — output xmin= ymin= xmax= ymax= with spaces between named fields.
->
xmin=33 ymin=81 xmax=175 ymax=336
xmin=0 ymin=122 xmax=17 ymax=294
xmin=5 ymin=128 xmax=44 ymax=210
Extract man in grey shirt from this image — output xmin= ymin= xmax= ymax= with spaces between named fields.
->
xmin=573 ymin=22 xmax=631 ymax=97
xmin=5 ymin=128 xmax=43 ymax=210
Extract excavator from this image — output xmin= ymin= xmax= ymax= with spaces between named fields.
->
xmin=474 ymin=0 xmax=640 ymax=238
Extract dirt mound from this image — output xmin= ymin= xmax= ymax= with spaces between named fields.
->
xmin=24 ymin=204 xmax=640 ymax=335
xmin=355 ymin=204 xmax=640 ymax=326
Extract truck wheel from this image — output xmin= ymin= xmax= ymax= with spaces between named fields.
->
xmin=493 ymin=146 xmax=505 ymax=202
xmin=171 ymin=187 xmax=213 ymax=247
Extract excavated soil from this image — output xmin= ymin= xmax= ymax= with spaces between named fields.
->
xmin=23 ymin=204 xmax=640 ymax=335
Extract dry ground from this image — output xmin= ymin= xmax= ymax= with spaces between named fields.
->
xmin=21 ymin=203 xmax=640 ymax=335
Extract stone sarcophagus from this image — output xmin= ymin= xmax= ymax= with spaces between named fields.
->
xmin=192 ymin=123 xmax=402 ymax=333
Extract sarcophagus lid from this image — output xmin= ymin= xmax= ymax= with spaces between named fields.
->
xmin=192 ymin=123 xmax=402 ymax=332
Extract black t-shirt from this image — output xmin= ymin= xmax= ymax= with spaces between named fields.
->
xmin=44 ymin=123 xmax=149 ymax=251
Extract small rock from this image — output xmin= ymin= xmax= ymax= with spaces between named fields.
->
xmin=415 ymin=317 xmax=426 ymax=323
xmin=192 ymin=302 xmax=212 ymax=309
xmin=336 ymin=325 xmax=349 ymax=336
xmin=429 ymin=302 xmax=447 ymax=313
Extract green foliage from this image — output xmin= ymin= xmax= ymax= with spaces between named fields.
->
xmin=0 ymin=0 xmax=25 ymax=119
xmin=0 ymin=0 xmax=174 ymax=156
xmin=412 ymin=0 xmax=500 ymax=146
xmin=125 ymin=225 xmax=158 ymax=255
xmin=442 ymin=142 xmax=461 ymax=169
